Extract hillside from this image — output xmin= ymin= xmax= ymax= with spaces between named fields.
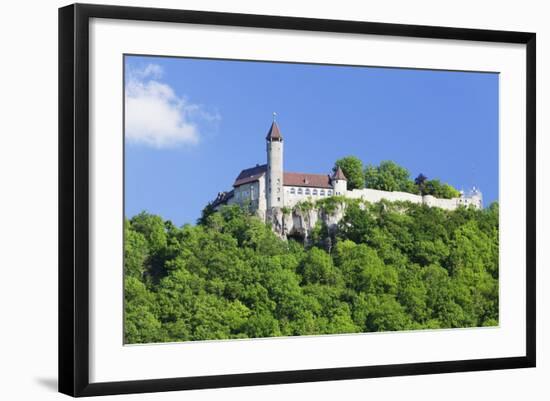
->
xmin=124 ymin=199 xmax=499 ymax=344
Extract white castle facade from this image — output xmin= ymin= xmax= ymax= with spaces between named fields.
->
xmin=212 ymin=121 xmax=482 ymax=219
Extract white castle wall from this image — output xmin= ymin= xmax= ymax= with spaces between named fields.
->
xmin=347 ymin=188 xmax=423 ymax=204
xmin=422 ymin=194 xmax=458 ymax=210
xmin=283 ymin=186 xmax=334 ymax=208
xmin=346 ymin=188 xmax=481 ymax=210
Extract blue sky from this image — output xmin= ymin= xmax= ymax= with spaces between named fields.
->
xmin=124 ymin=55 xmax=499 ymax=226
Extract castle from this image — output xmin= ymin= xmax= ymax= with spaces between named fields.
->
xmin=212 ymin=120 xmax=482 ymax=220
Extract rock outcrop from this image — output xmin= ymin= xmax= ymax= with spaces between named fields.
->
xmin=267 ymin=204 xmax=346 ymax=241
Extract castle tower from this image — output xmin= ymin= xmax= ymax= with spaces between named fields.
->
xmin=470 ymin=186 xmax=483 ymax=209
xmin=332 ymin=166 xmax=347 ymax=195
xmin=266 ymin=118 xmax=284 ymax=209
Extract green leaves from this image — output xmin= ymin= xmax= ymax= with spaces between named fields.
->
xmin=124 ymin=200 xmax=499 ymax=343
xmin=362 ymin=160 xmax=460 ymax=199
xmin=424 ymin=179 xmax=461 ymax=199
xmin=298 ymin=247 xmax=339 ymax=285
xmin=334 ymin=156 xmax=364 ymax=190
xmin=365 ymin=160 xmax=417 ymax=193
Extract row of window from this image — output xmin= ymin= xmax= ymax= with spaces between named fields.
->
xmin=288 ymin=187 xmax=333 ymax=196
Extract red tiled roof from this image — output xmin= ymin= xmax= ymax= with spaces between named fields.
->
xmin=233 ymin=164 xmax=334 ymax=189
xmin=283 ymin=172 xmax=332 ymax=189
xmin=265 ymin=122 xmax=283 ymax=141
xmin=233 ymin=164 xmax=267 ymax=187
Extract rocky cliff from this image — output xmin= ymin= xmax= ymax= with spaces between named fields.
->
xmin=267 ymin=203 xmax=346 ymax=241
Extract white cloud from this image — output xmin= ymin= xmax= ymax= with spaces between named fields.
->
xmin=134 ymin=63 xmax=163 ymax=80
xmin=125 ymin=63 xmax=219 ymax=148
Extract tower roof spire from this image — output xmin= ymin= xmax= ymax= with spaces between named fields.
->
xmin=266 ymin=115 xmax=283 ymax=141
xmin=332 ymin=166 xmax=347 ymax=181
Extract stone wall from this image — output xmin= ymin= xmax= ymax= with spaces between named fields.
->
xmin=347 ymin=188 xmax=423 ymax=204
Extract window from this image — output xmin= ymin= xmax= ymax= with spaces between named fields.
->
xmin=320 ymin=189 xmax=325 ymax=196
xmin=328 ymin=190 xmax=333 ymax=195
xmin=305 ymin=188 xmax=311 ymax=195
xmin=297 ymin=188 xmax=303 ymax=195
xmin=312 ymin=189 xmax=318 ymax=195
xmin=290 ymin=187 xmax=296 ymax=194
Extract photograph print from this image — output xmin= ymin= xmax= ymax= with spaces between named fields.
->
xmin=123 ymin=55 xmax=499 ymax=345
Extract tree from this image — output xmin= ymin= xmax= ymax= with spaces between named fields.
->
xmin=197 ymin=202 xmax=216 ymax=225
xmin=298 ymin=247 xmax=339 ymax=285
xmin=364 ymin=294 xmax=412 ymax=332
xmin=130 ymin=212 xmax=167 ymax=252
xmin=337 ymin=202 xmax=376 ymax=244
xmin=124 ymin=196 xmax=499 ymax=342
xmin=424 ymin=179 xmax=460 ymax=199
xmin=364 ymin=161 xmax=417 ymax=193
xmin=124 ymin=277 xmax=164 ymax=343
xmin=334 ymin=156 xmax=364 ymax=190
xmin=414 ymin=174 xmax=428 ymax=195
xmin=124 ymin=219 xmax=148 ymax=279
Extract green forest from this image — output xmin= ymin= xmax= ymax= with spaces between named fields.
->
xmin=124 ymin=198 xmax=499 ymax=344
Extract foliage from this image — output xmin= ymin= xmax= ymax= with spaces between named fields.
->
xmin=362 ymin=161 xmax=460 ymax=199
xmin=364 ymin=161 xmax=418 ymax=193
xmin=424 ymin=179 xmax=461 ymax=199
xmin=197 ymin=202 xmax=216 ymax=225
xmin=124 ymin=201 xmax=499 ymax=343
xmin=414 ymin=174 xmax=428 ymax=195
xmin=334 ymin=156 xmax=364 ymax=190
xmin=294 ymin=199 xmax=315 ymax=213
xmin=314 ymin=195 xmax=348 ymax=214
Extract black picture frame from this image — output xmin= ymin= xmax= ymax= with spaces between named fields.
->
xmin=59 ymin=3 xmax=536 ymax=397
